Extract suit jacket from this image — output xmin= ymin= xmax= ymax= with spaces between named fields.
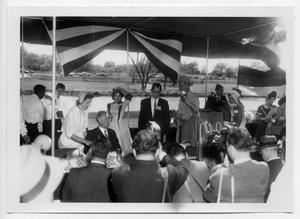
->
xmin=111 ymin=153 xmax=187 ymax=202
xmin=85 ymin=127 xmax=121 ymax=153
xmin=61 ymin=163 xmax=112 ymax=202
xmin=138 ymin=97 xmax=170 ymax=136
xmin=204 ymin=159 xmax=269 ymax=203
xmin=173 ymin=158 xmax=210 ymax=203
xmin=204 ymin=94 xmax=228 ymax=112
xmin=204 ymin=94 xmax=231 ymax=121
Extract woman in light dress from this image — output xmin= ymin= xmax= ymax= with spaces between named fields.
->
xmin=107 ymin=87 xmax=133 ymax=154
xmin=58 ymin=93 xmax=94 ymax=155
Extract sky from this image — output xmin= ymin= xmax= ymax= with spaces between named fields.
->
xmin=23 ymin=41 xmax=287 ymax=71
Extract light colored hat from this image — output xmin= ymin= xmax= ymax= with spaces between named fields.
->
xmin=178 ymin=75 xmax=193 ymax=85
xmin=229 ymin=88 xmax=241 ymax=103
xmin=20 ymin=146 xmax=65 ymax=203
xmin=32 ymin=134 xmax=52 ymax=151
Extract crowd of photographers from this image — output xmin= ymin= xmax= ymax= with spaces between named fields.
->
xmin=20 ymin=123 xmax=284 ymax=203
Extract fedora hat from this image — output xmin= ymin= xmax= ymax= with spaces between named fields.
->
xmin=20 ymin=145 xmax=65 ymax=203
xmin=259 ymin=135 xmax=279 ymax=150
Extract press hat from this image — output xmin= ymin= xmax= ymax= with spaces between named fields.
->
xmin=20 ymin=146 xmax=65 ymax=202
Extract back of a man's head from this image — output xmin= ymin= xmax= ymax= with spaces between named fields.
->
xmin=33 ymin=84 xmax=46 ymax=98
xmin=132 ymin=129 xmax=159 ymax=155
xmin=165 ymin=143 xmax=186 ymax=157
xmin=227 ymin=127 xmax=252 ymax=151
xmin=56 ymin=83 xmax=65 ymax=90
xmin=91 ymin=139 xmax=111 ymax=159
xmin=201 ymin=142 xmax=222 ymax=164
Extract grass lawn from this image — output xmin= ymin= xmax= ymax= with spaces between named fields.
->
xmin=20 ymin=75 xmax=237 ymax=96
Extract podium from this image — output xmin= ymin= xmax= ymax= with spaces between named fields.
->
xmin=198 ymin=110 xmax=224 ymax=129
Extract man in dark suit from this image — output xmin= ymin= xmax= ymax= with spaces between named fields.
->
xmin=85 ymin=111 xmax=121 ymax=154
xmin=138 ymin=83 xmax=170 ymax=142
xmin=61 ymin=139 xmax=112 ymax=202
xmin=204 ymin=84 xmax=228 ymax=112
xmin=259 ymin=135 xmax=284 ymax=202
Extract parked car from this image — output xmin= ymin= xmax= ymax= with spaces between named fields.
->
xmin=96 ymin=72 xmax=107 ymax=76
xmin=20 ymin=68 xmax=32 ymax=78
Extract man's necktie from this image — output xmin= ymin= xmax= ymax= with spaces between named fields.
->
xmin=153 ymin=99 xmax=157 ymax=117
xmin=104 ymin=129 xmax=108 ymax=138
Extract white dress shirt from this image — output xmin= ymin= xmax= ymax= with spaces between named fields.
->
xmin=22 ymin=94 xmax=45 ymax=124
xmin=42 ymin=93 xmax=65 ymax=120
xmin=20 ymin=101 xmax=27 ymax=137
xmin=59 ymin=106 xmax=88 ymax=150
xmin=151 ymin=97 xmax=159 ymax=117
xmin=99 ymin=126 xmax=108 ymax=137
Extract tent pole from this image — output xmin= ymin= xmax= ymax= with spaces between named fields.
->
xmin=51 ymin=16 xmax=56 ymax=157
xmin=237 ymin=59 xmax=240 ymax=89
xmin=205 ymin=37 xmax=210 ymax=103
xmin=21 ymin=17 xmax=24 ymax=100
xmin=126 ymin=29 xmax=130 ymax=127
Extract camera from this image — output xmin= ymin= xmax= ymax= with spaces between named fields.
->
xmin=206 ymin=126 xmax=230 ymax=153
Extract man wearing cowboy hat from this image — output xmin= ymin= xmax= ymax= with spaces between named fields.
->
xmin=175 ymin=75 xmax=199 ymax=145
xmin=259 ymin=135 xmax=284 ymax=202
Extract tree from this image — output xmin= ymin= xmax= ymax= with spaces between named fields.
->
xmin=20 ymin=46 xmax=62 ymax=73
xmin=104 ymin=61 xmax=116 ymax=68
xmin=180 ymin=61 xmax=199 ymax=74
xmin=211 ymin=62 xmax=237 ymax=78
xmin=128 ymin=65 xmax=137 ymax=84
xmin=75 ymin=61 xmax=94 ymax=73
xmin=130 ymin=53 xmax=159 ymax=90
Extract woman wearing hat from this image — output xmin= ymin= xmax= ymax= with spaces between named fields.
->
xmin=58 ymin=93 xmax=94 ymax=154
xmin=226 ymin=88 xmax=244 ymax=127
xmin=107 ymin=87 xmax=133 ymax=154
xmin=254 ymin=91 xmax=277 ymax=142
xmin=175 ymin=75 xmax=199 ymax=145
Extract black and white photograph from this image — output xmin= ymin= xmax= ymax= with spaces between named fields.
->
xmin=0 ymin=1 xmax=297 ymax=217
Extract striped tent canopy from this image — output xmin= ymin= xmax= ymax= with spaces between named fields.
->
xmin=22 ymin=17 xmax=283 ymax=81
xmin=43 ymin=20 xmax=182 ymax=81
xmin=237 ymin=65 xmax=286 ymax=96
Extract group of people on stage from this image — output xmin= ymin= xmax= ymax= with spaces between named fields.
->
xmin=19 ymin=75 xmax=286 ymax=204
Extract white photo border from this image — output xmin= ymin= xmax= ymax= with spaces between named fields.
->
xmin=4 ymin=5 xmax=294 ymax=214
